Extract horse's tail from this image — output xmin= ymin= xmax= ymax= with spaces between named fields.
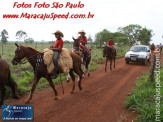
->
xmin=8 ymin=69 xmax=18 ymax=94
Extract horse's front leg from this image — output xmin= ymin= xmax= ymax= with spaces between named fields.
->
xmin=114 ymin=57 xmax=116 ymax=68
xmin=66 ymin=73 xmax=70 ymax=83
xmin=82 ymin=63 xmax=85 ymax=78
xmin=105 ymin=57 xmax=108 ymax=72
xmin=25 ymin=76 xmax=40 ymax=104
xmin=110 ymin=59 xmax=112 ymax=71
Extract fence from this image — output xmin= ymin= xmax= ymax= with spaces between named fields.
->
xmin=149 ymin=49 xmax=162 ymax=82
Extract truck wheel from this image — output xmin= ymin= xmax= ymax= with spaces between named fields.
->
xmin=126 ymin=60 xmax=130 ymax=64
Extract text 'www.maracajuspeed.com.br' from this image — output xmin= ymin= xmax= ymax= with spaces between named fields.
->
xmin=3 ymin=12 xmax=94 ymax=20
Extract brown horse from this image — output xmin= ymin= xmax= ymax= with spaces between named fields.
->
xmin=103 ymin=46 xmax=116 ymax=72
xmin=12 ymin=43 xmax=83 ymax=104
xmin=0 ymin=57 xmax=19 ymax=106
xmin=71 ymin=37 xmax=91 ymax=76
xmin=151 ymin=45 xmax=155 ymax=53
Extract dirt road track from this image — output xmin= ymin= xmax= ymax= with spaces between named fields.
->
xmin=0 ymin=57 xmax=150 ymax=122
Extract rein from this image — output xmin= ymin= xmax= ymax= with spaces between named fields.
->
xmin=20 ymin=52 xmax=42 ymax=64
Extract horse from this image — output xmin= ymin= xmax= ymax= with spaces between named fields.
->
xmin=151 ymin=44 xmax=155 ymax=53
xmin=103 ymin=45 xmax=116 ymax=72
xmin=12 ymin=43 xmax=84 ymax=104
xmin=72 ymin=37 xmax=91 ymax=76
xmin=0 ymin=57 xmax=19 ymax=106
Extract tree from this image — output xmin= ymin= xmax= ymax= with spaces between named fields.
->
xmin=95 ymin=29 xmax=111 ymax=47
xmin=1 ymin=29 xmax=8 ymax=44
xmin=118 ymin=24 xmax=142 ymax=44
xmin=115 ymin=36 xmax=129 ymax=45
xmin=87 ymin=35 xmax=93 ymax=43
xmin=24 ymin=38 xmax=34 ymax=44
xmin=16 ymin=30 xmax=27 ymax=42
xmin=138 ymin=28 xmax=153 ymax=45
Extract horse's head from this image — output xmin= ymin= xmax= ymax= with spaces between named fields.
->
xmin=12 ymin=43 xmax=26 ymax=65
xmin=72 ymin=37 xmax=80 ymax=49
xmin=102 ymin=45 xmax=108 ymax=57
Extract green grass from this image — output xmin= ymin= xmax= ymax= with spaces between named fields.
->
xmin=0 ymin=42 xmax=129 ymax=99
xmin=125 ymin=64 xmax=163 ymax=122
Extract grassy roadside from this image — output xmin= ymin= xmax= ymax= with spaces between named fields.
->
xmin=125 ymin=63 xmax=163 ymax=121
xmin=2 ymin=43 xmax=130 ymax=100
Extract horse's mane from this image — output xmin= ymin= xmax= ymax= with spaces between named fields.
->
xmin=21 ymin=45 xmax=42 ymax=53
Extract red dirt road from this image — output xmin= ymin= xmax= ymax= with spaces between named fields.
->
xmin=0 ymin=57 xmax=150 ymax=122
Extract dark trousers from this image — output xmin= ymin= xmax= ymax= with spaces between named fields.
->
xmin=84 ymin=47 xmax=88 ymax=62
xmin=53 ymin=51 xmax=60 ymax=73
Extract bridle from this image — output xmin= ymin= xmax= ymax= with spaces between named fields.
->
xmin=14 ymin=46 xmax=42 ymax=64
xmin=14 ymin=46 xmax=43 ymax=79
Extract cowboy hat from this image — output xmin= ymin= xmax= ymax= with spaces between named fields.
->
xmin=78 ymin=30 xmax=86 ymax=34
xmin=53 ymin=30 xmax=64 ymax=37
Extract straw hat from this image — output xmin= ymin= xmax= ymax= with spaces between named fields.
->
xmin=53 ymin=30 xmax=64 ymax=37
xmin=78 ymin=30 xmax=86 ymax=34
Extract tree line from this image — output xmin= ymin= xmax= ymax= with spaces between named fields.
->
xmin=0 ymin=24 xmax=153 ymax=46
xmin=95 ymin=24 xmax=153 ymax=47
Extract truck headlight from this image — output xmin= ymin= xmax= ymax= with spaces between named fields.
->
xmin=139 ymin=55 xmax=145 ymax=58
xmin=125 ymin=53 xmax=129 ymax=58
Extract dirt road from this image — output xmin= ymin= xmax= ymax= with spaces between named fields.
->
xmin=1 ymin=57 xmax=150 ymax=122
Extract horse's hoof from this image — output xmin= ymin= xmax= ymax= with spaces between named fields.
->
xmin=67 ymin=80 xmax=70 ymax=83
xmin=54 ymin=97 xmax=58 ymax=100
xmin=79 ymin=87 xmax=82 ymax=90
xmin=70 ymin=91 xmax=74 ymax=94
xmin=88 ymin=73 xmax=90 ymax=76
xmin=12 ymin=96 xmax=19 ymax=99
xmin=25 ymin=100 xmax=30 ymax=104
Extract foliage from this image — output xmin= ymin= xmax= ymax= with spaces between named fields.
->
xmin=125 ymin=65 xmax=163 ymax=121
xmin=95 ymin=29 xmax=111 ymax=47
xmin=118 ymin=24 xmax=153 ymax=45
xmin=16 ymin=30 xmax=27 ymax=42
xmin=139 ymin=27 xmax=153 ymax=45
xmin=115 ymin=36 xmax=129 ymax=45
xmin=118 ymin=24 xmax=142 ymax=44
xmin=0 ymin=29 xmax=8 ymax=44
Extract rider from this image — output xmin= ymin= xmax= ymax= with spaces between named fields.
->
xmin=78 ymin=30 xmax=88 ymax=64
xmin=50 ymin=30 xmax=64 ymax=79
xmin=107 ymin=38 xmax=117 ymax=56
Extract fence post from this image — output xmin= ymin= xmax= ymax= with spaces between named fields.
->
xmin=149 ymin=55 xmax=156 ymax=82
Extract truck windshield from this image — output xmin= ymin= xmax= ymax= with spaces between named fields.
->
xmin=130 ymin=46 xmax=147 ymax=52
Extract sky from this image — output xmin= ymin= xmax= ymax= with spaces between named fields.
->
xmin=0 ymin=0 xmax=163 ymax=44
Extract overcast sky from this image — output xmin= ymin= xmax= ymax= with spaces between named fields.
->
xmin=0 ymin=0 xmax=163 ymax=44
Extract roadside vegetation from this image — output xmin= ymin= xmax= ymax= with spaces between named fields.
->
xmin=125 ymin=63 xmax=163 ymax=121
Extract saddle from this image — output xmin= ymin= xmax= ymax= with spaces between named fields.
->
xmin=79 ymin=45 xmax=91 ymax=55
xmin=107 ymin=46 xmax=116 ymax=54
xmin=43 ymin=48 xmax=73 ymax=74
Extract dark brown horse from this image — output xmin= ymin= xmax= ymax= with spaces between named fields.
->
xmin=0 ymin=57 xmax=19 ymax=106
xmin=103 ymin=46 xmax=116 ymax=72
xmin=71 ymin=37 xmax=91 ymax=76
xmin=12 ymin=43 xmax=83 ymax=104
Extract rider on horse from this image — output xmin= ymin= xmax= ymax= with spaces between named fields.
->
xmin=50 ymin=30 xmax=64 ymax=79
xmin=78 ymin=30 xmax=88 ymax=64
xmin=107 ymin=38 xmax=117 ymax=56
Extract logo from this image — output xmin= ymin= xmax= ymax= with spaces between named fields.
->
xmin=2 ymin=105 xmax=33 ymax=121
